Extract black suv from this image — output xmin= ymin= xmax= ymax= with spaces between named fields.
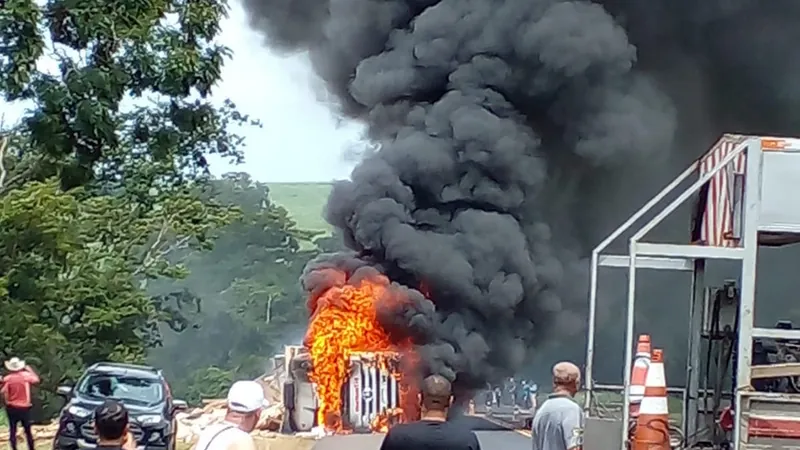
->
xmin=53 ymin=362 xmax=187 ymax=450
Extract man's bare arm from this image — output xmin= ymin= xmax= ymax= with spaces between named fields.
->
xmin=22 ymin=366 xmax=40 ymax=384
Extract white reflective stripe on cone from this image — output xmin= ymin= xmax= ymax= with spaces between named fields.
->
xmin=639 ymin=397 xmax=669 ymax=414
xmin=633 ymin=359 xmax=650 ymax=370
xmin=645 ymin=364 xmax=666 ymax=386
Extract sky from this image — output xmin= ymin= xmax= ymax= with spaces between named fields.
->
xmin=0 ymin=1 xmax=363 ymax=183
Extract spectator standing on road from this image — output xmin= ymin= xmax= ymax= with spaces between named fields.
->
xmin=531 ymin=362 xmax=583 ymax=450
xmin=521 ymin=381 xmax=532 ymax=409
xmin=529 ymin=382 xmax=539 ymax=410
xmin=484 ymin=383 xmax=493 ymax=408
xmin=508 ymin=377 xmax=517 ymax=405
xmin=379 ymin=374 xmax=481 ymax=450
xmin=94 ymin=400 xmax=138 ymax=450
xmin=192 ymin=381 xmax=267 ymax=450
xmin=1 ymin=357 xmax=40 ymax=450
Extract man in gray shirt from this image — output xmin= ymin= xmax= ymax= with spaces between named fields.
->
xmin=531 ymin=362 xmax=583 ymax=450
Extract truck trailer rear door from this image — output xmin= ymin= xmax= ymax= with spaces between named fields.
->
xmin=342 ymin=352 xmax=401 ymax=432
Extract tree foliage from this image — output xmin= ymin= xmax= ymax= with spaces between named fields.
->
xmin=0 ymin=177 xmax=236 ymax=410
xmin=181 ymin=366 xmax=233 ymax=405
xmin=0 ymin=0 xmax=256 ymax=190
xmin=148 ymin=174 xmax=325 ymax=399
xmin=0 ymin=0 xmax=259 ymax=416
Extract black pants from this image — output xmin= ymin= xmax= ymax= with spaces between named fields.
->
xmin=6 ymin=406 xmax=35 ymax=450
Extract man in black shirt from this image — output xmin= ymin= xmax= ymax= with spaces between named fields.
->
xmin=380 ymin=375 xmax=482 ymax=450
xmin=94 ymin=400 xmax=136 ymax=450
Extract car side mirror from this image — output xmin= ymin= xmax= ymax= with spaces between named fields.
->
xmin=56 ymin=386 xmax=73 ymax=397
xmin=172 ymin=400 xmax=188 ymax=413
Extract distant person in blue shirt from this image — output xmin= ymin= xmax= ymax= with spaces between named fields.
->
xmin=521 ymin=381 xmax=537 ymax=409
xmin=529 ymin=382 xmax=539 ymax=410
xmin=531 ymin=362 xmax=583 ymax=450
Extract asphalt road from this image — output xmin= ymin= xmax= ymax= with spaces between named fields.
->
xmin=312 ymin=416 xmax=531 ymax=450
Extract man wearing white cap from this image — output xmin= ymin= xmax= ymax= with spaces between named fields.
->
xmin=192 ymin=381 xmax=268 ymax=450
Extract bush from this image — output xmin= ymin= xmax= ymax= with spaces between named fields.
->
xmin=181 ymin=367 xmax=234 ymax=406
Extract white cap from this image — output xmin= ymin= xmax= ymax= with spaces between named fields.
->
xmin=227 ymin=380 xmax=269 ymax=413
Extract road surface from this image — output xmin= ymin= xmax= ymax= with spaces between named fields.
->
xmin=312 ymin=415 xmax=531 ymax=450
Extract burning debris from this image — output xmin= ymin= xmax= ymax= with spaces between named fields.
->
xmin=370 ymin=408 xmax=406 ymax=433
xmin=303 ymin=266 xmax=420 ymax=433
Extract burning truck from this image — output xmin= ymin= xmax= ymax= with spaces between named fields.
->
xmin=281 ymin=269 xmax=422 ymax=435
xmin=281 ymin=346 xmax=417 ymax=434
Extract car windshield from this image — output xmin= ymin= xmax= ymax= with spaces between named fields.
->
xmin=77 ymin=373 xmax=163 ymax=406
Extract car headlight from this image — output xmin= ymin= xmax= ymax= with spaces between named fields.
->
xmin=148 ymin=431 xmax=162 ymax=443
xmin=67 ymin=405 xmax=93 ymax=418
xmin=137 ymin=415 xmax=164 ymax=425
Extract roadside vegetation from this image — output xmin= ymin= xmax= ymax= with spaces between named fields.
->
xmin=0 ymin=0 xmax=342 ymax=423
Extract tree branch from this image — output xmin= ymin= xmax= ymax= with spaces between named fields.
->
xmin=0 ymin=135 xmax=7 ymax=189
xmin=133 ymin=216 xmax=192 ymax=276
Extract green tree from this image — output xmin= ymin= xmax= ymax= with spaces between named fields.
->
xmin=0 ymin=0 xmax=256 ymax=191
xmin=182 ymin=366 xmax=233 ymax=405
xmin=0 ymin=0 xmax=257 ymax=415
xmin=0 ymin=179 xmax=231 ymax=414
xmin=148 ymin=173 xmax=322 ymax=400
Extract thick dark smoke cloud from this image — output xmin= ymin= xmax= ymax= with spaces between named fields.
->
xmin=248 ymin=0 xmax=800 ymax=388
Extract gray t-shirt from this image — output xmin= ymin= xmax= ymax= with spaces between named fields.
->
xmin=531 ymin=394 xmax=584 ymax=450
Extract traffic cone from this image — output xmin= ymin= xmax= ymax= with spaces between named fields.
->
xmin=629 ymin=335 xmax=652 ymax=418
xmin=633 ymin=348 xmax=670 ymax=450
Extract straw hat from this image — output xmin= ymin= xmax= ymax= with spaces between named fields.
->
xmin=4 ymin=357 xmax=25 ymax=372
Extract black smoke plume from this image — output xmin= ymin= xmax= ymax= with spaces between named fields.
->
xmin=246 ymin=0 xmax=800 ymax=388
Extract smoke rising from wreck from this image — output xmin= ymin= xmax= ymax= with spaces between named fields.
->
xmin=243 ymin=0 xmax=800 ymax=388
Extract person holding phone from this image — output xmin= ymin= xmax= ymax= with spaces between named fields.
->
xmin=1 ymin=357 xmax=40 ymax=450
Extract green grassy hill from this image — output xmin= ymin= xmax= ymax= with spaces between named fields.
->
xmin=266 ymin=182 xmax=332 ymax=235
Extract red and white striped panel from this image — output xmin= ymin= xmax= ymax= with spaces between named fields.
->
xmin=749 ymin=415 xmax=800 ymax=439
xmin=699 ymin=135 xmax=748 ymax=247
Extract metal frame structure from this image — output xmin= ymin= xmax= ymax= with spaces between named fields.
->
xmin=583 ymin=134 xmax=800 ymax=450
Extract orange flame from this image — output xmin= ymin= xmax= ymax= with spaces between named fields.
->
xmin=305 ymin=271 xmax=419 ymax=433
xmin=370 ymin=408 xmax=405 ymax=432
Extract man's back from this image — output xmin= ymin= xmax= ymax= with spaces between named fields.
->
xmin=531 ymin=395 xmax=583 ymax=450
xmin=193 ymin=423 xmax=254 ymax=450
xmin=380 ymin=420 xmax=481 ymax=450
xmin=1 ymin=370 xmax=40 ymax=408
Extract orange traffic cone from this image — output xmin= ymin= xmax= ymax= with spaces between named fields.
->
xmin=633 ymin=348 xmax=670 ymax=450
xmin=629 ymin=334 xmax=652 ymax=418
